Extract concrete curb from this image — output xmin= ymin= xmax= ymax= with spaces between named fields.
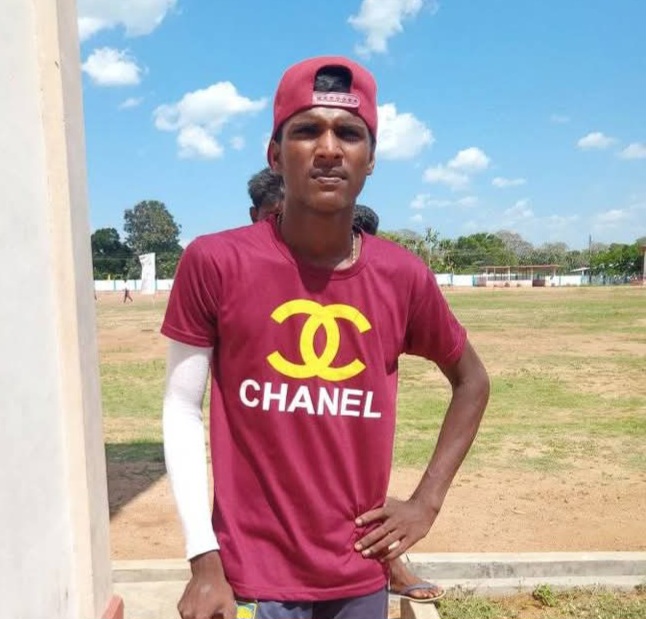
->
xmin=112 ymin=552 xmax=646 ymax=585
xmin=409 ymin=551 xmax=646 ymax=580
xmin=112 ymin=554 xmax=645 ymax=619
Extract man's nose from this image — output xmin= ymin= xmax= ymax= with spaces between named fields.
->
xmin=314 ymin=129 xmax=342 ymax=160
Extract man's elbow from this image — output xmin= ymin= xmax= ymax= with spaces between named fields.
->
xmin=471 ymin=364 xmax=490 ymax=411
xmin=451 ymin=342 xmax=490 ymax=410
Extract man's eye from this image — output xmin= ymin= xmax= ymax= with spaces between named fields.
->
xmin=339 ymin=128 xmax=363 ymax=140
xmin=293 ymin=126 xmax=317 ymax=136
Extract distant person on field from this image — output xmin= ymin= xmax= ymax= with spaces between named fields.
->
xmin=123 ymin=284 xmax=133 ymax=303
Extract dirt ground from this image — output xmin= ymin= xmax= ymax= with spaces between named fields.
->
xmin=98 ymin=290 xmax=646 ymax=560
xmin=109 ymin=462 xmax=646 ymax=559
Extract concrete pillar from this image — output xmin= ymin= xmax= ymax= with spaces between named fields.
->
xmin=0 ymin=1 xmax=121 ymax=618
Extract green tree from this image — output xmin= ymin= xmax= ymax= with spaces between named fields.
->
xmin=123 ymin=200 xmax=183 ymax=278
xmin=448 ymin=233 xmax=512 ymax=272
xmin=495 ymin=230 xmax=533 ymax=265
xmin=563 ymin=249 xmax=588 ymax=272
xmin=90 ymin=227 xmax=132 ymax=279
xmin=532 ymin=242 xmax=569 ymax=266
xmin=424 ymin=227 xmax=455 ymax=272
xmin=591 ymin=242 xmax=642 ymax=279
xmin=379 ymin=229 xmax=432 ymax=265
xmin=378 ymin=227 xmax=455 ymax=272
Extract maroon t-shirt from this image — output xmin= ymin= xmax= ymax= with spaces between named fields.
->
xmin=161 ymin=219 xmax=466 ymax=600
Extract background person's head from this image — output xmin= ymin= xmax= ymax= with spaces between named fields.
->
xmin=267 ymin=57 xmax=378 ymax=216
xmin=247 ymin=167 xmax=284 ymax=223
xmin=353 ymin=204 xmax=379 ymax=235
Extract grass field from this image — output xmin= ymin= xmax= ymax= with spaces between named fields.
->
xmin=98 ymin=286 xmax=646 ymax=475
xmin=99 ymin=286 xmax=646 ymax=615
xmin=437 ymin=586 xmax=646 ymax=619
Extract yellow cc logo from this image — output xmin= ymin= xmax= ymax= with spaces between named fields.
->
xmin=267 ymin=300 xmax=371 ymax=381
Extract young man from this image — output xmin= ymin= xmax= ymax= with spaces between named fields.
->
xmin=162 ymin=56 xmax=489 ymax=619
xmin=248 ymin=167 xmax=284 ymax=223
xmin=247 ymin=181 xmax=445 ymax=604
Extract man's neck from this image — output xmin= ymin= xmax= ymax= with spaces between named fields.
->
xmin=278 ymin=208 xmax=359 ymax=270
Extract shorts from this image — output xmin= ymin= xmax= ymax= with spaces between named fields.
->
xmin=237 ymin=586 xmax=388 ymax=619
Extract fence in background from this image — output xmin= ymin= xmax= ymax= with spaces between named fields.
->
xmin=94 ymin=273 xmax=585 ymax=292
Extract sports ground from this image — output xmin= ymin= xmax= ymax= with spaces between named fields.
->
xmin=97 ymin=286 xmax=646 ymax=560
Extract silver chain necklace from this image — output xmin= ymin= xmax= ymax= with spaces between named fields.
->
xmin=277 ymin=214 xmax=357 ymax=265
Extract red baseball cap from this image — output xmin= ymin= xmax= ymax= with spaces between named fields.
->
xmin=267 ymin=56 xmax=378 ymax=163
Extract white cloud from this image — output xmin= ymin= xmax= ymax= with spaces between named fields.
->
xmin=504 ymin=199 xmax=534 ymax=220
xmin=177 ymin=126 xmax=223 ymax=159
xmin=618 ymin=142 xmax=646 ymax=160
xmin=422 ymin=146 xmax=489 ymax=191
xmin=550 ymin=114 xmax=570 ymax=124
xmin=410 ymin=213 xmax=423 ymax=223
xmin=577 ymin=132 xmax=616 ymax=150
xmin=82 ymin=48 xmax=142 ymax=86
xmin=230 ymin=136 xmax=245 ymax=151
xmin=410 ymin=194 xmax=430 ymax=209
xmin=119 ymin=97 xmax=143 ymax=110
xmin=448 ymin=147 xmax=490 ymax=172
xmin=409 ymin=194 xmax=452 ymax=209
xmin=154 ymin=82 xmax=267 ymax=159
xmin=594 ymin=209 xmax=629 ymax=225
xmin=377 ymin=103 xmax=433 ymax=160
xmin=492 ymin=176 xmax=526 ymax=188
xmin=348 ymin=0 xmax=438 ymax=56
xmin=456 ymin=196 xmax=478 ymax=208
xmin=423 ymin=165 xmax=469 ymax=190
xmin=546 ymin=214 xmax=579 ymax=227
xmin=77 ymin=0 xmax=177 ymax=41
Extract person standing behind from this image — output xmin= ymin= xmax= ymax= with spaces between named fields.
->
xmin=352 ymin=204 xmax=379 ymax=236
xmin=248 ymin=167 xmax=284 ymax=223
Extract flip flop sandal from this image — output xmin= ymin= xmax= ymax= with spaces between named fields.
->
xmin=389 ymin=583 xmax=446 ymax=603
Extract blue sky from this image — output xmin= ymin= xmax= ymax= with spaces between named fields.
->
xmin=79 ymin=0 xmax=646 ymax=250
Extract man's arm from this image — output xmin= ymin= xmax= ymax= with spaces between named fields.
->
xmin=354 ymin=340 xmax=489 ymax=560
xmin=163 ymin=340 xmax=235 ymax=619
xmin=410 ymin=339 xmax=490 ymax=515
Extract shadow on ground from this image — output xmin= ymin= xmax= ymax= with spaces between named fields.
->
xmin=105 ymin=442 xmax=166 ymax=518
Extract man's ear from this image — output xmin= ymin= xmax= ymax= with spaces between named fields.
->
xmin=366 ymin=150 xmax=376 ymax=176
xmin=249 ymin=206 xmax=258 ymax=223
xmin=268 ymin=140 xmax=282 ymax=174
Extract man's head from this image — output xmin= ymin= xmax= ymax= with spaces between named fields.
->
xmin=247 ymin=167 xmax=284 ymax=223
xmin=267 ymin=57 xmax=378 ymax=215
xmin=353 ymin=204 xmax=379 ymax=235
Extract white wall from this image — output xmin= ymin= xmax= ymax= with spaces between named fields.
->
xmin=452 ymin=274 xmax=476 ymax=287
xmin=0 ymin=1 xmax=113 ymax=617
xmin=95 ymin=279 xmax=174 ymax=291
xmin=546 ymin=275 xmax=583 ymax=286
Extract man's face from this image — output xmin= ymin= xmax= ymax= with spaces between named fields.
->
xmin=269 ymin=107 xmax=375 ymax=214
xmin=249 ymin=200 xmax=282 ymax=223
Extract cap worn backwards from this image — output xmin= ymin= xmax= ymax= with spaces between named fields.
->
xmin=267 ymin=56 xmax=377 ymax=163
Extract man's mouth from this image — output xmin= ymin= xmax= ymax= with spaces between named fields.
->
xmin=311 ymin=169 xmax=347 ymax=181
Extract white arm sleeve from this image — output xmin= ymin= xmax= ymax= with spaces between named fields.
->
xmin=162 ymin=339 xmax=218 ymax=559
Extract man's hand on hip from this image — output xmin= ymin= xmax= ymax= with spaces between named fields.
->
xmin=354 ymin=497 xmax=437 ymax=562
